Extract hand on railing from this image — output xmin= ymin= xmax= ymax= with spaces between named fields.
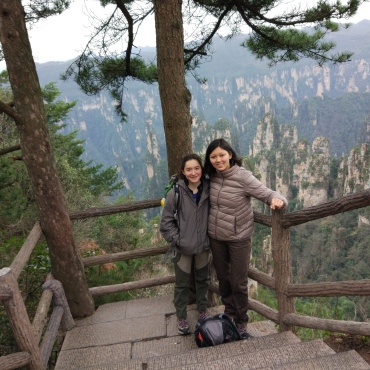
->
xmin=270 ymin=198 xmax=285 ymax=210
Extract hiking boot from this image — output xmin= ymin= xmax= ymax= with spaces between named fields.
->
xmin=177 ymin=318 xmax=190 ymax=335
xmin=238 ymin=326 xmax=251 ymax=340
xmin=198 ymin=311 xmax=208 ymax=321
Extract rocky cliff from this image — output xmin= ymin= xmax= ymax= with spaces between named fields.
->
xmin=35 ymin=21 xmax=370 ymax=201
xmin=247 ymin=112 xmax=370 ymax=208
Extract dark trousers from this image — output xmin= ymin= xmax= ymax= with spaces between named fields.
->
xmin=173 ymin=250 xmax=210 ymax=319
xmin=210 ymin=236 xmax=251 ymax=328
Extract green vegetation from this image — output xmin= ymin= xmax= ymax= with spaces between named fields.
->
xmin=0 ymin=82 xmax=161 ymax=357
xmin=289 ymin=209 xmax=370 ymax=325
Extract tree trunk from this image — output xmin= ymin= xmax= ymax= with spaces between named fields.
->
xmin=0 ymin=0 xmax=94 ymax=317
xmin=153 ymin=0 xmax=193 ymax=176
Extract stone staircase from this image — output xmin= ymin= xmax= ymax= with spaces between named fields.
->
xmin=54 ymin=295 xmax=370 ymax=369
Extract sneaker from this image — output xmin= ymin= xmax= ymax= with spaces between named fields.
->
xmin=198 ymin=311 xmax=208 ymax=321
xmin=177 ymin=318 xmax=190 ymax=335
xmin=238 ymin=326 xmax=251 ymax=340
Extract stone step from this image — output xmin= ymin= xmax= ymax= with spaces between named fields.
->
xmin=165 ymin=307 xmax=278 ymax=337
xmin=54 ymin=295 xmax=369 ymax=370
xmin=147 ymin=339 xmax=334 ymax=370
xmin=60 ymin=313 xmax=167 ymax=351
xmin=132 ymin=320 xmax=278 ymax=361
xmin=270 ymin=350 xmax=370 ymax=370
xmin=55 ymin=320 xmax=281 ymax=369
xmin=132 ymin=330 xmax=299 ymax=362
xmin=78 ymin=334 xmax=327 ymax=370
xmin=54 ymin=342 xmax=134 ymax=370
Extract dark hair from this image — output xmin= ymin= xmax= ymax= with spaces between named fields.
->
xmin=177 ymin=153 xmax=204 ymax=182
xmin=204 ymin=138 xmax=242 ymax=174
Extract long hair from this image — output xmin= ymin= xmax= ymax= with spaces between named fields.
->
xmin=176 ymin=153 xmax=204 ymax=183
xmin=204 ymin=138 xmax=242 ymax=174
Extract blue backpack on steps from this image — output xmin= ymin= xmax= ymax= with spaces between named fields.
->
xmin=194 ymin=313 xmax=241 ymax=347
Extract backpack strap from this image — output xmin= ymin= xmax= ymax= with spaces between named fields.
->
xmin=173 ymin=183 xmax=180 ymax=222
xmin=219 ymin=314 xmax=242 ymax=341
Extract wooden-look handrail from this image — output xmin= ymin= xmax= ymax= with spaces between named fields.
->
xmin=32 ymin=274 xmax=53 ymax=344
xmin=209 ymin=283 xmax=279 ymax=323
xmin=0 ymin=271 xmax=74 ymax=370
xmin=69 ymin=198 xmax=162 ymax=220
xmin=89 ymin=275 xmax=176 ymax=297
xmin=0 ymin=352 xmax=31 ymax=370
xmin=78 ymin=188 xmax=370 ymax=336
xmin=280 ymin=189 xmax=370 ymax=228
xmin=82 ymin=245 xmax=169 ymax=267
xmin=0 ymin=268 xmax=44 ymax=369
xmin=0 ymin=282 xmax=12 ymax=301
xmin=248 ymin=266 xmax=275 ymax=289
xmin=39 ymin=306 xmax=64 ymax=368
xmin=284 ymin=313 xmax=370 ymax=336
xmin=2 ymin=187 xmax=370 ymax=370
xmin=286 ymin=279 xmax=370 ymax=297
xmin=253 ymin=211 xmax=272 ymax=227
xmin=10 ymin=222 xmax=42 ymax=280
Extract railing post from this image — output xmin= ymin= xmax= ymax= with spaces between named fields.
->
xmin=271 ymin=208 xmax=295 ymax=332
xmin=0 ymin=268 xmax=45 ymax=370
xmin=42 ymin=279 xmax=75 ymax=332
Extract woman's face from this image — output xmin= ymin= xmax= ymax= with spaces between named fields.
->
xmin=209 ymin=147 xmax=232 ymax=172
xmin=182 ymin=159 xmax=202 ymax=185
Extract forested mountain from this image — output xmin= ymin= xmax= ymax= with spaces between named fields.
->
xmin=35 ymin=20 xmax=370 ymax=201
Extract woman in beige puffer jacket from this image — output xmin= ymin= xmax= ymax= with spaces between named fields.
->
xmin=204 ymin=138 xmax=287 ymax=339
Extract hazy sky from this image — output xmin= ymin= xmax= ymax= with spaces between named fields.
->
xmin=28 ymin=1 xmax=156 ymax=64
xmin=1 ymin=0 xmax=369 ymax=70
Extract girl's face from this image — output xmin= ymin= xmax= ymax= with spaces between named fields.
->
xmin=209 ymin=147 xmax=232 ymax=172
xmin=182 ymin=159 xmax=202 ymax=185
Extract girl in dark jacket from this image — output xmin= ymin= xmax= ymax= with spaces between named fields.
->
xmin=160 ymin=153 xmax=210 ymax=335
xmin=204 ymin=138 xmax=287 ymax=339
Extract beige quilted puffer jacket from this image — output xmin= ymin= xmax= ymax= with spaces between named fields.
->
xmin=208 ymin=165 xmax=288 ymax=241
